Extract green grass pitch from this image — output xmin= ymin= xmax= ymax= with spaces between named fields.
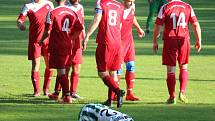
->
xmin=0 ymin=0 xmax=215 ymax=121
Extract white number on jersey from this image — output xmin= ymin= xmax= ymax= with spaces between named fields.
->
xmin=62 ymin=18 xmax=70 ymax=32
xmin=108 ymin=10 xmax=117 ymax=26
xmin=170 ymin=12 xmax=186 ymax=29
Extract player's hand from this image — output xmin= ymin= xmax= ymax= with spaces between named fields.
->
xmin=18 ymin=23 xmax=26 ymax=31
xmin=194 ymin=41 xmax=201 ymax=53
xmin=82 ymin=36 xmax=89 ymax=51
xmin=138 ymin=29 xmax=145 ymax=38
xmin=152 ymin=41 xmax=158 ymax=54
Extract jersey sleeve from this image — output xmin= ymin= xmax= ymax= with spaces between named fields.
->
xmin=81 ymin=5 xmax=85 ymax=24
xmin=133 ymin=3 xmax=135 ymax=11
xmin=95 ymin=0 xmax=103 ymax=14
xmin=45 ymin=11 xmax=53 ymax=32
xmin=189 ymin=5 xmax=198 ymax=24
xmin=73 ymin=17 xmax=84 ymax=32
xmin=155 ymin=5 xmax=165 ymax=25
xmin=17 ymin=4 xmax=29 ymax=23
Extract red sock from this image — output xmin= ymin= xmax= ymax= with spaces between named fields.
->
xmin=55 ymin=75 xmax=62 ymax=92
xmin=166 ymin=73 xmax=176 ymax=99
xmin=102 ymin=76 xmax=119 ymax=94
xmin=179 ymin=69 xmax=188 ymax=94
xmin=108 ymin=88 xmax=115 ymax=101
xmin=58 ymin=74 xmax=70 ymax=96
xmin=43 ymin=68 xmax=53 ymax=91
xmin=31 ymin=71 xmax=40 ymax=93
xmin=125 ymin=70 xmax=135 ymax=95
xmin=108 ymin=76 xmax=120 ymax=101
xmin=70 ymin=72 xmax=79 ymax=94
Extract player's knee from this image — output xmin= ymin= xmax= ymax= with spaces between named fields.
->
xmin=180 ymin=64 xmax=188 ymax=70
xmin=126 ymin=61 xmax=135 ymax=72
xmin=98 ymin=71 xmax=109 ymax=79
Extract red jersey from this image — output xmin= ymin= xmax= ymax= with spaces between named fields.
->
xmin=155 ymin=0 xmax=198 ymax=40
xmin=95 ymin=0 xmax=124 ymax=47
xmin=121 ymin=4 xmax=135 ymax=47
xmin=68 ymin=3 xmax=85 ymax=49
xmin=17 ymin=0 xmax=54 ymax=44
xmin=46 ymin=6 xmax=83 ymax=55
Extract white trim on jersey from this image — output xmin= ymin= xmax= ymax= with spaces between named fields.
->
xmin=96 ymin=0 xmax=102 ymax=9
xmin=169 ymin=5 xmax=186 ymax=10
xmin=46 ymin=11 xmax=51 ymax=24
xmin=123 ymin=4 xmax=135 ymax=20
xmin=157 ymin=5 xmax=164 ymax=19
xmin=21 ymin=0 xmax=54 ymax=16
xmin=190 ymin=6 xmax=196 ymax=17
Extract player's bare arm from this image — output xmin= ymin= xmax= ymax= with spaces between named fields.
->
xmin=17 ymin=21 xmax=26 ymax=31
xmin=82 ymin=13 xmax=102 ymax=50
xmin=191 ymin=22 xmax=202 ymax=53
xmin=152 ymin=24 xmax=161 ymax=54
xmin=133 ymin=16 xmax=145 ymax=38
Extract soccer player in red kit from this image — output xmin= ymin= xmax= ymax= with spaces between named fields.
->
xmin=117 ymin=0 xmax=145 ymax=101
xmin=17 ymin=0 xmax=54 ymax=97
xmin=47 ymin=0 xmax=85 ymax=100
xmin=67 ymin=0 xmax=85 ymax=99
xmin=152 ymin=0 xmax=201 ymax=104
xmin=40 ymin=0 xmax=83 ymax=103
xmin=108 ymin=0 xmax=145 ymax=102
xmin=82 ymin=0 xmax=125 ymax=108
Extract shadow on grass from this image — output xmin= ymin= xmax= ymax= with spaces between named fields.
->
xmin=0 ymin=97 xmax=56 ymax=104
xmin=79 ymin=75 xmax=215 ymax=82
xmin=0 ymin=94 xmax=115 ymax=105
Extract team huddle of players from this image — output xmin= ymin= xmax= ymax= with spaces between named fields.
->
xmin=17 ymin=0 xmax=201 ymax=110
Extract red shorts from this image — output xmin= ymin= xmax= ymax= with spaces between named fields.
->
xmin=41 ymin=38 xmax=49 ymax=57
xmin=28 ymin=43 xmax=41 ymax=60
xmin=122 ymin=42 xmax=135 ymax=63
xmin=49 ymin=54 xmax=70 ymax=69
xmin=28 ymin=38 xmax=49 ymax=60
xmin=96 ymin=44 xmax=122 ymax=72
xmin=66 ymin=48 xmax=83 ymax=66
xmin=162 ymin=39 xmax=190 ymax=66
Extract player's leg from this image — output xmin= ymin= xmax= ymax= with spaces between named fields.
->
xmin=57 ymin=68 xmax=72 ymax=103
xmin=98 ymin=71 xmax=125 ymax=108
xmin=48 ymin=54 xmax=72 ymax=103
xmin=125 ymin=61 xmax=140 ymax=101
xmin=70 ymin=64 xmax=82 ymax=99
xmin=178 ymin=64 xmax=189 ymax=103
xmin=31 ymin=57 xmax=41 ymax=96
xmin=107 ymin=64 xmax=123 ymax=101
xmin=29 ymin=43 xmax=42 ymax=97
xmin=43 ymin=55 xmax=54 ymax=96
xmin=48 ymin=57 xmax=71 ymax=100
xmin=162 ymin=39 xmax=178 ymax=104
xmin=105 ymin=71 xmax=120 ymax=106
xmin=69 ymin=47 xmax=83 ymax=99
xmin=166 ymin=66 xmax=176 ymax=104
xmin=178 ymin=39 xmax=190 ymax=103
xmin=98 ymin=71 xmax=119 ymax=95
xmin=48 ymin=75 xmax=61 ymax=100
